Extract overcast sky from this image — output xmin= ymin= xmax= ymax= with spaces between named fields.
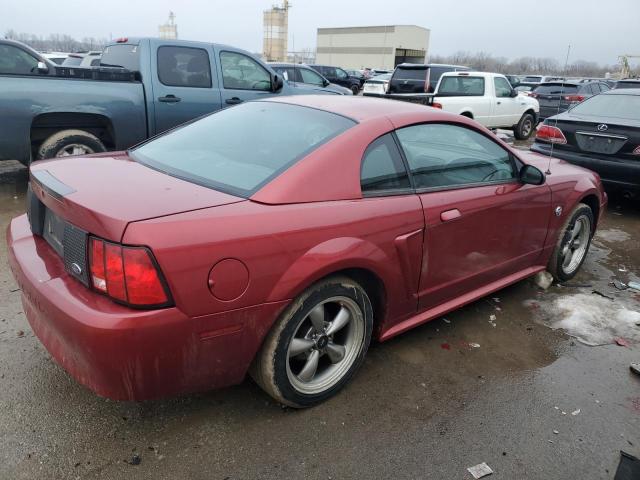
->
xmin=3 ymin=0 xmax=639 ymax=65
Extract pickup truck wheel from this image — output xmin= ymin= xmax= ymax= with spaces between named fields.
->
xmin=514 ymin=113 xmax=535 ymax=140
xmin=547 ymin=203 xmax=594 ymax=282
xmin=250 ymin=276 xmax=373 ymax=408
xmin=37 ymin=129 xmax=106 ymax=160
xmin=350 ymin=85 xmax=360 ymax=95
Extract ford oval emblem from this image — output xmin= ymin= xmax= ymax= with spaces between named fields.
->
xmin=596 ymin=124 xmax=608 ymax=132
xmin=70 ymin=263 xmax=82 ymax=275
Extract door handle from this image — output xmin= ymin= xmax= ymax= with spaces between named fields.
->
xmin=225 ymin=97 xmax=243 ymax=105
xmin=496 ymin=101 xmax=502 ymax=105
xmin=158 ymin=95 xmax=181 ymax=103
xmin=440 ymin=209 xmax=461 ymax=222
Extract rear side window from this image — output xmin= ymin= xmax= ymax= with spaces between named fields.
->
xmin=360 ymin=135 xmax=410 ymax=195
xmin=62 ymin=55 xmax=83 ymax=66
xmin=438 ymin=76 xmax=485 ymax=96
xmin=158 ymin=46 xmax=211 ymax=88
xmin=220 ymin=51 xmax=271 ymax=91
xmin=131 ymin=102 xmax=356 ymax=197
xmin=299 ymin=67 xmax=324 ymax=86
xmin=0 ymin=45 xmax=39 ymax=75
xmin=396 ymin=123 xmax=516 ymax=189
xmin=101 ymin=44 xmax=140 ymax=70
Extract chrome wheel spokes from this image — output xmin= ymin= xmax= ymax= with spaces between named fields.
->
xmin=561 ymin=216 xmax=591 ymax=275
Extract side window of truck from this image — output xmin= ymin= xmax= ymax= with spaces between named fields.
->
xmin=157 ymin=46 xmax=212 ymax=88
xmin=220 ymin=51 xmax=271 ymax=91
xmin=494 ymin=77 xmax=513 ymax=97
xmin=0 ymin=45 xmax=39 ymax=75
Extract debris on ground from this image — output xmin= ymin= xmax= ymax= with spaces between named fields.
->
xmin=561 ymin=283 xmax=593 ymax=288
xmin=443 ymin=318 xmax=451 ymax=324
xmin=615 ymin=338 xmax=631 ymax=347
xmin=469 ymin=342 xmax=481 ymax=348
xmin=614 ymin=451 xmax=640 ymax=480
xmin=628 ymin=281 xmax=640 ymax=292
xmin=553 ymin=430 xmax=559 ymax=434
xmin=440 ymin=343 xmax=451 ymax=350
xmin=534 ymin=271 xmax=554 ymax=290
xmin=571 ymin=409 xmax=581 ymax=416
xmin=618 ymin=265 xmax=628 ymax=272
xmin=592 ymin=290 xmax=614 ymax=300
xmin=128 ymin=454 xmax=141 ymax=466
xmin=612 ymin=279 xmax=629 ymax=290
xmin=467 ymin=462 xmax=493 ymax=479
xmin=16 ymin=330 xmax=24 ymax=337
xmin=488 ymin=314 xmax=497 ymax=327
xmin=630 ymin=364 xmax=640 ymax=376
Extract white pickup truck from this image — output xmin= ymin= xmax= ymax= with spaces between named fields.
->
xmin=431 ymin=71 xmax=540 ymax=139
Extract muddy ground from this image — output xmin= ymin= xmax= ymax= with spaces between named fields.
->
xmin=0 ymin=160 xmax=639 ymax=479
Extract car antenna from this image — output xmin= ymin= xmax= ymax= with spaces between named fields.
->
xmin=546 ymin=44 xmax=571 ymax=175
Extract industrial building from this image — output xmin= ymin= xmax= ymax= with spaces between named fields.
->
xmin=158 ymin=12 xmax=178 ymax=40
xmin=315 ymin=25 xmax=430 ymax=70
xmin=263 ymin=1 xmax=291 ymax=62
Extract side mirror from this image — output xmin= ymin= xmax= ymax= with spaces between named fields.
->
xmin=37 ymin=61 xmax=49 ymax=74
xmin=272 ymin=73 xmax=284 ymax=92
xmin=510 ymin=89 xmax=519 ymax=97
xmin=323 ymin=79 xmax=330 ymax=87
xmin=520 ymin=164 xmax=545 ymax=185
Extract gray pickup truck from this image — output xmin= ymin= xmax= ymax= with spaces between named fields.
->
xmin=0 ymin=37 xmax=334 ymax=165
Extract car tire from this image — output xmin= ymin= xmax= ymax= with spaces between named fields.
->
xmin=547 ymin=203 xmax=594 ymax=282
xmin=350 ymin=85 xmax=360 ymax=95
xmin=251 ymin=275 xmax=373 ymax=408
xmin=37 ymin=129 xmax=106 ymax=160
xmin=514 ymin=112 xmax=535 ymax=140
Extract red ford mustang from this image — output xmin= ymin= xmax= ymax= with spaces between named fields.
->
xmin=8 ymin=96 xmax=606 ymax=407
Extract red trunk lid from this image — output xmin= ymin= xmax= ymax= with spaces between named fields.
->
xmin=30 ymin=152 xmax=244 ymax=241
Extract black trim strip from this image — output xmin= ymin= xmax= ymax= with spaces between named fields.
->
xmin=31 ymin=170 xmax=76 ymax=199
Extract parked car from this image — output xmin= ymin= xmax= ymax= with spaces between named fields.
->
xmin=429 ymin=71 xmax=540 ymax=139
xmin=0 ymin=38 xmax=331 ymax=165
xmin=346 ymin=69 xmax=366 ymax=88
xmin=269 ymin=62 xmax=352 ymax=95
xmin=41 ymin=52 xmax=69 ymax=65
xmin=531 ymin=88 xmax=640 ymax=196
xmin=62 ymin=51 xmax=102 ymax=67
xmin=530 ymin=81 xmax=610 ymax=121
xmin=505 ymin=74 xmax=521 ymax=88
xmin=8 ymin=95 xmax=605 ymax=407
xmin=0 ymin=39 xmax=57 ymax=76
xmin=308 ymin=64 xmax=361 ymax=94
xmin=387 ymin=63 xmax=470 ymax=94
xmin=521 ymin=75 xmax=565 ymax=84
xmin=614 ymin=79 xmax=640 ymax=89
xmin=362 ymin=73 xmax=392 ymax=97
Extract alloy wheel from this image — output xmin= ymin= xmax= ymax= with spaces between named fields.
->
xmin=561 ymin=215 xmax=591 ymax=275
xmin=56 ymin=144 xmax=95 ymax=157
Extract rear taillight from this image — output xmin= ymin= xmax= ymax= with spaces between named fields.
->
xmin=431 ymin=102 xmax=443 ymax=109
xmin=633 ymin=146 xmax=640 ymax=155
xmin=564 ymin=94 xmax=585 ymax=103
xmin=529 ymin=92 xmax=538 ymax=98
xmin=89 ymin=237 xmax=171 ymax=308
xmin=536 ymin=124 xmax=567 ymax=144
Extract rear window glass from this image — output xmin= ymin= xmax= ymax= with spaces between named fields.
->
xmin=101 ymin=44 xmax=140 ymax=70
xmin=523 ymin=76 xmax=542 ymax=82
xmin=131 ymin=102 xmax=356 ymax=197
xmin=569 ymin=94 xmax=640 ymax=120
xmin=616 ymin=81 xmax=640 ymax=89
xmin=394 ymin=68 xmax=428 ymax=81
xmin=534 ymin=84 xmax=579 ymax=94
xmin=438 ymin=76 xmax=485 ymax=96
xmin=62 ymin=56 xmax=83 ymax=66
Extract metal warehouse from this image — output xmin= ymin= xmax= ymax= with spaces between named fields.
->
xmin=315 ymin=25 xmax=430 ymax=70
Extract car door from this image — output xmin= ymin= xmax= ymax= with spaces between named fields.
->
xmin=394 ymin=122 xmax=551 ymax=311
xmin=150 ymin=43 xmax=222 ymax=135
xmin=492 ymin=76 xmax=521 ymax=127
xmin=216 ymin=49 xmax=276 ymax=106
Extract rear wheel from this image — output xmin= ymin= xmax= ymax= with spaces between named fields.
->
xmin=514 ymin=112 xmax=535 ymax=140
xmin=548 ymin=203 xmax=594 ymax=282
xmin=350 ymin=85 xmax=360 ymax=95
xmin=37 ymin=129 xmax=106 ymax=160
xmin=251 ymin=276 xmax=373 ymax=408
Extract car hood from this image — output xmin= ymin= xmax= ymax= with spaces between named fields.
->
xmin=29 ymin=151 xmax=244 ymax=241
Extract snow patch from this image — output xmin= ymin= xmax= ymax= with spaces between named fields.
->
xmin=595 ymin=228 xmax=631 ymax=243
xmin=535 ymin=293 xmax=640 ymax=346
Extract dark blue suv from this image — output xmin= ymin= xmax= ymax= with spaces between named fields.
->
xmin=308 ymin=65 xmax=361 ymax=95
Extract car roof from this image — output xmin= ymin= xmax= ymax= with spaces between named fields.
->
xmin=604 ymin=88 xmax=640 ymax=95
xmin=396 ymin=63 xmax=467 ymax=69
xmin=260 ymin=95 xmax=453 ymax=123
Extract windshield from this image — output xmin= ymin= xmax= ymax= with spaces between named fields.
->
xmin=131 ymin=102 xmax=356 ymax=197
xmin=523 ymin=76 xmax=542 ymax=82
xmin=569 ymin=93 xmax=640 ymax=120
xmin=534 ymin=84 xmax=579 ymax=94
xmin=62 ymin=56 xmax=83 ymax=66
xmin=101 ymin=44 xmax=140 ymax=70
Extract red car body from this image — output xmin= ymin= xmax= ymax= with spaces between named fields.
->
xmin=7 ymin=96 xmax=606 ymax=401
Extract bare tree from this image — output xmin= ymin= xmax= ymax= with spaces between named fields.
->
xmin=5 ymin=30 xmax=108 ymax=52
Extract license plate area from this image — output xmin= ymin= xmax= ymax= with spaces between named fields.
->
xmin=575 ymin=132 xmax=627 ymax=155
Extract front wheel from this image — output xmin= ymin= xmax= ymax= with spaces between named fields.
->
xmin=350 ymin=85 xmax=360 ymax=95
xmin=514 ymin=112 xmax=535 ymax=140
xmin=37 ymin=129 xmax=106 ymax=160
xmin=548 ymin=203 xmax=594 ymax=282
xmin=251 ymin=276 xmax=373 ymax=408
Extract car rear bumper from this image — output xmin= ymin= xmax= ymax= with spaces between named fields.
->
xmin=531 ymin=143 xmax=640 ymax=192
xmin=7 ymin=214 xmax=288 ymax=401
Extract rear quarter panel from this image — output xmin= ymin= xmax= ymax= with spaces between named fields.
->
xmin=0 ymin=75 xmax=146 ymax=162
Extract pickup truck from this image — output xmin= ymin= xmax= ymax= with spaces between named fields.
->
xmin=0 ymin=37 xmax=329 ymax=165
xmin=431 ymin=72 xmax=540 ymax=139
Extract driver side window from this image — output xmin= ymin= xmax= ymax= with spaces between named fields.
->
xmin=0 ymin=45 xmax=40 ymax=75
xmin=300 ymin=67 xmax=324 ymax=86
xmin=395 ymin=123 xmax=516 ymax=189
xmin=220 ymin=51 xmax=271 ymax=91
xmin=494 ymin=77 xmax=513 ymax=98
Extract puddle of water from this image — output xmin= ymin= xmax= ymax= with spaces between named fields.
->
xmin=595 ymin=228 xmax=631 ymax=243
